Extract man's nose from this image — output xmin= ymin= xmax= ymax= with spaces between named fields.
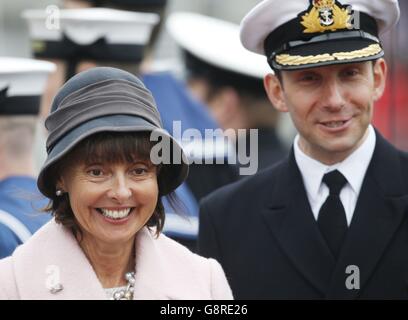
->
xmin=321 ymin=79 xmax=346 ymax=111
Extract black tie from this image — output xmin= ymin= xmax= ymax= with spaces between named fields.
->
xmin=318 ymin=170 xmax=348 ymax=259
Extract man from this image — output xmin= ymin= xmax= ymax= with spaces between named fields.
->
xmin=0 ymin=57 xmax=55 ymax=258
xmin=167 ymin=12 xmax=288 ymax=172
xmin=198 ymin=0 xmax=406 ymax=299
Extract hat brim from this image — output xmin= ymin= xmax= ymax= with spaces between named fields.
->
xmin=271 ymin=38 xmax=384 ymax=71
xmin=37 ymin=114 xmax=188 ymax=198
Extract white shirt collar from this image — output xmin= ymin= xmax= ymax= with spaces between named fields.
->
xmin=294 ymin=125 xmax=376 ymax=202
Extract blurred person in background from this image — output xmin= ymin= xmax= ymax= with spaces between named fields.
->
xmin=0 ymin=57 xmax=55 ymax=258
xmin=167 ymin=12 xmax=288 ymax=172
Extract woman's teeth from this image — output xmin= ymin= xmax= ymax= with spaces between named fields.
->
xmin=99 ymin=208 xmax=132 ymax=219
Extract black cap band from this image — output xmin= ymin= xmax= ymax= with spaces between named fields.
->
xmin=264 ymin=11 xmax=379 ymax=63
xmin=0 ymin=88 xmax=40 ymax=116
xmin=184 ymin=50 xmax=265 ymax=97
xmin=89 ymin=0 xmax=167 ymax=7
xmin=32 ymin=34 xmax=145 ymax=63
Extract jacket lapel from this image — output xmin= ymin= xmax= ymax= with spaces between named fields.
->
xmin=133 ymin=228 xmax=213 ymax=300
xmin=327 ymin=132 xmax=408 ymax=299
xmin=262 ymin=152 xmax=335 ymax=295
xmin=13 ymin=221 xmax=106 ymax=300
xmin=132 ymin=228 xmax=178 ymax=300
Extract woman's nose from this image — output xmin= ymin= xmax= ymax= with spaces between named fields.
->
xmin=107 ymin=174 xmax=132 ymax=202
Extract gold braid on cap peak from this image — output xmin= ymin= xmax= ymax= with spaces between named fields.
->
xmin=275 ymin=44 xmax=382 ymax=66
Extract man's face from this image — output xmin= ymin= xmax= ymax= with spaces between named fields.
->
xmin=265 ymin=59 xmax=387 ymax=164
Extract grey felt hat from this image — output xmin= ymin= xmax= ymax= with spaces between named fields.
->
xmin=37 ymin=67 xmax=188 ymax=198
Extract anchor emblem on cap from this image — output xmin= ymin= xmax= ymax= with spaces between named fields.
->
xmin=300 ymin=0 xmax=351 ymax=33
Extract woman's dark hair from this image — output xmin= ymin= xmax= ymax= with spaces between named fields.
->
xmin=43 ymin=131 xmax=181 ymax=239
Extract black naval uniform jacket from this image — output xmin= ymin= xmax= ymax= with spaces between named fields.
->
xmin=198 ymin=131 xmax=408 ymax=299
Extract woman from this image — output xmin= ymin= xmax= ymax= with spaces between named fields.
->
xmin=0 ymin=67 xmax=233 ymax=300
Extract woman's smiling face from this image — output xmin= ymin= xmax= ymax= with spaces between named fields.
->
xmin=56 ymin=132 xmax=160 ymax=246
xmin=59 ymin=158 xmax=158 ymax=245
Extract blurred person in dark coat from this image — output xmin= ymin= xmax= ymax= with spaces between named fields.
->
xmin=167 ymin=12 xmax=288 ymax=174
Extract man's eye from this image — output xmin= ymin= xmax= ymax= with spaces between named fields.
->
xmin=343 ymin=69 xmax=359 ymax=77
xmin=299 ymin=74 xmax=319 ymax=82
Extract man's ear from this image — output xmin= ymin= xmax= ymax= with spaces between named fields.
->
xmin=372 ymin=58 xmax=387 ymax=102
xmin=264 ymin=73 xmax=288 ymax=112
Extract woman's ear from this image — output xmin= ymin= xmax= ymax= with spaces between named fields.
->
xmin=56 ymin=175 xmax=66 ymax=193
xmin=372 ymin=58 xmax=387 ymax=102
xmin=264 ymin=73 xmax=289 ymax=113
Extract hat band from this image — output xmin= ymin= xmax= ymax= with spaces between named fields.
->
xmin=31 ymin=34 xmax=145 ymax=63
xmin=46 ymin=79 xmax=162 ymax=152
xmin=0 ymin=88 xmax=40 ymax=115
xmin=264 ymin=10 xmax=379 ymax=64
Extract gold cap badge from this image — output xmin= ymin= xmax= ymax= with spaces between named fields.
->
xmin=301 ymin=0 xmax=352 ymax=33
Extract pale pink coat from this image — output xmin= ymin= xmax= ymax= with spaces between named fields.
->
xmin=0 ymin=220 xmax=233 ymax=300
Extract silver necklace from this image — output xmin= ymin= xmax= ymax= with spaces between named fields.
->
xmin=111 ymin=272 xmax=135 ymax=300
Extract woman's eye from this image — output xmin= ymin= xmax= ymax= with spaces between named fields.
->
xmin=88 ymin=169 xmax=103 ymax=177
xmin=132 ymin=168 xmax=148 ymax=175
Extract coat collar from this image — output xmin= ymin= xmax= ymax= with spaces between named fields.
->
xmin=12 ymin=221 xmax=185 ymax=300
xmin=261 ymin=131 xmax=408 ymax=298
xmin=262 ymin=150 xmax=336 ymax=295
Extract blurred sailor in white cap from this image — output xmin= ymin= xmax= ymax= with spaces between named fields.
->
xmin=23 ymin=5 xmax=160 ymax=172
xmin=0 ymin=57 xmax=55 ymax=259
xmin=168 ymin=12 xmax=288 ymax=172
xmin=23 ymin=2 xmax=237 ymax=252
xmin=198 ymin=0 xmax=408 ymax=299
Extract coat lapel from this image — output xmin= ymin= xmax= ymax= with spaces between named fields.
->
xmin=327 ymin=133 xmax=408 ymax=299
xmin=133 ymin=228 xmax=216 ymax=300
xmin=262 ymin=152 xmax=335 ymax=295
xmin=13 ymin=221 xmax=106 ymax=300
xmin=132 ymin=228 xmax=181 ymax=300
